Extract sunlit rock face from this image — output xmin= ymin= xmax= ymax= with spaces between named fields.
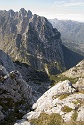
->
xmin=14 ymin=80 xmax=84 ymax=124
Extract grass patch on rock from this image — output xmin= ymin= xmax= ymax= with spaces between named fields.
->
xmin=59 ymin=93 xmax=70 ymax=100
xmin=72 ymin=100 xmax=80 ymax=105
xmin=50 ymin=74 xmax=78 ymax=86
xmin=52 ymin=93 xmax=69 ymax=100
xmin=78 ymin=90 xmax=84 ymax=94
xmin=71 ymin=111 xmax=78 ymax=121
xmin=30 ymin=112 xmax=63 ymax=125
xmin=62 ymin=106 xmax=73 ymax=113
xmin=64 ymin=121 xmax=84 ymax=125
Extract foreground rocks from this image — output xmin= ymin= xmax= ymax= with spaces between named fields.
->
xmin=14 ymin=80 xmax=84 ymax=125
xmin=0 ymin=50 xmax=83 ymax=125
xmin=62 ymin=60 xmax=84 ymax=91
xmin=14 ymin=60 xmax=84 ymax=125
xmin=0 ymin=65 xmax=32 ymax=124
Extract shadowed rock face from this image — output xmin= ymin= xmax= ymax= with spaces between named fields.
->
xmin=0 ymin=65 xmax=32 ymax=123
xmin=62 ymin=45 xmax=84 ymax=69
xmin=0 ymin=8 xmax=65 ymax=75
xmin=0 ymin=50 xmax=14 ymax=72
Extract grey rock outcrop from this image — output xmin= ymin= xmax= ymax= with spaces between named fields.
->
xmin=77 ymin=106 xmax=84 ymax=121
xmin=15 ymin=120 xmax=33 ymax=125
xmin=62 ymin=60 xmax=84 ymax=90
xmin=0 ymin=65 xmax=32 ymax=123
xmin=62 ymin=60 xmax=84 ymax=78
xmin=14 ymin=61 xmax=50 ymax=102
xmin=32 ymin=80 xmax=76 ymax=112
xmin=75 ymin=78 xmax=84 ymax=90
xmin=0 ymin=111 xmax=4 ymax=121
xmin=14 ymin=80 xmax=84 ymax=124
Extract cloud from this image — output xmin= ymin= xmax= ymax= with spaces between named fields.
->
xmin=54 ymin=0 xmax=84 ymax=7
xmin=64 ymin=2 xmax=84 ymax=6
xmin=37 ymin=11 xmax=84 ymax=22
xmin=50 ymin=13 xmax=84 ymax=22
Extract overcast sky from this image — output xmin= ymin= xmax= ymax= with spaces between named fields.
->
xmin=0 ymin=0 xmax=84 ymax=22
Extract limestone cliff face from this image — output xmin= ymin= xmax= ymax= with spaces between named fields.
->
xmin=0 ymin=8 xmax=65 ymax=74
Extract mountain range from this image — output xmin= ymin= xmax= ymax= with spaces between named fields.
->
xmin=0 ymin=9 xmax=84 ymax=125
xmin=49 ymin=19 xmax=84 ymax=56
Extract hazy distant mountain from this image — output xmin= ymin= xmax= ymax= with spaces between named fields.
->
xmin=49 ymin=19 xmax=84 ymax=56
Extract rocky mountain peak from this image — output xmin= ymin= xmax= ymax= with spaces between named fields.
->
xmin=28 ymin=10 xmax=32 ymax=18
xmin=0 ymin=9 xmax=65 ymax=75
xmin=9 ymin=9 xmax=15 ymax=17
xmin=19 ymin=8 xmax=28 ymax=17
xmin=18 ymin=8 xmax=32 ymax=20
